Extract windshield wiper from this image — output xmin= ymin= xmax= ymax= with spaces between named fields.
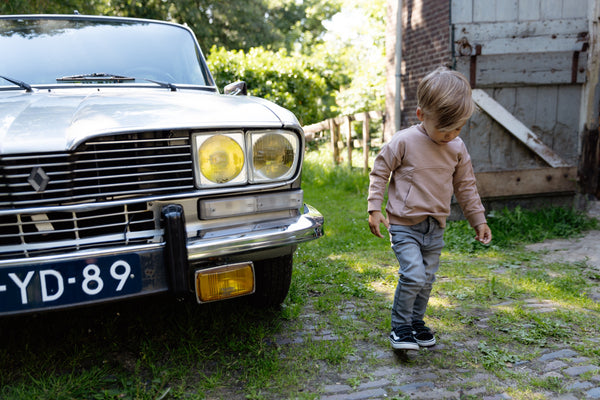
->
xmin=144 ymin=78 xmax=177 ymax=92
xmin=0 ymin=75 xmax=33 ymax=92
xmin=56 ymin=73 xmax=177 ymax=91
xmin=57 ymin=73 xmax=136 ymax=83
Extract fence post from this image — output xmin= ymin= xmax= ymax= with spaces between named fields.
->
xmin=346 ymin=116 xmax=353 ymax=168
xmin=362 ymin=112 xmax=370 ymax=172
xmin=329 ymin=118 xmax=340 ymax=164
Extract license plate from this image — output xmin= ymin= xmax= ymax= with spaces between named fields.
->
xmin=0 ymin=254 xmax=142 ymax=313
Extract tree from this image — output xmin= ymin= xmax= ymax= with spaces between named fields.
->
xmin=315 ymin=0 xmax=386 ymax=116
xmin=0 ymin=0 xmax=341 ymax=54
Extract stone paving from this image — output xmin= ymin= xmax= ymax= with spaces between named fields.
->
xmin=275 ymin=299 xmax=600 ymax=399
xmin=274 ymin=204 xmax=600 ymax=399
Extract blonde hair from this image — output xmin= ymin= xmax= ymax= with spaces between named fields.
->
xmin=416 ymin=67 xmax=475 ymax=131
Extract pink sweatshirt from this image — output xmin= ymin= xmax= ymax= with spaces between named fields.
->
xmin=368 ymin=124 xmax=486 ymax=228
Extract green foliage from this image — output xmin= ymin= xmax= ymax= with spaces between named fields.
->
xmin=207 ymin=46 xmax=339 ymax=125
xmin=477 ymin=341 xmax=520 ymax=370
xmin=444 ymin=206 xmax=598 ymax=253
xmin=487 ymin=206 xmax=597 ymax=244
xmin=1 ymin=0 xmax=341 ymax=54
xmin=319 ymin=0 xmax=386 ymax=115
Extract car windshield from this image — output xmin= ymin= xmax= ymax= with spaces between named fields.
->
xmin=0 ymin=17 xmax=212 ymax=87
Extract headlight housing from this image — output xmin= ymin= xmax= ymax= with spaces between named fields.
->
xmin=192 ymin=130 xmax=300 ymax=188
xmin=249 ymin=131 xmax=298 ymax=183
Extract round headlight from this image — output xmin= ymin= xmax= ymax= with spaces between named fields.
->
xmin=252 ymin=133 xmax=294 ymax=179
xmin=199 ymin=135 xmax=244 ymax=183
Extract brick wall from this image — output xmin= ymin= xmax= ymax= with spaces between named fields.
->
xmin=399 ymin=0 xmax=451 ymax=128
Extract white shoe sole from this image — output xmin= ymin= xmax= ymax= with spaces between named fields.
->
xmin=389 ymin=337 xmax=419 ymax=351
xmin=415 ymin=337 xmax=436 ymax=347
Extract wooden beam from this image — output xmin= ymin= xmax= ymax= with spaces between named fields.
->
xmin=471 ymin=89 xmax=570 ymax=168
xmin=456 ymin=51 xmax=587 ymax=87
xmin=452 ymin=19 xmax=588 ymax=55
xmin=475 ymin=167 xmax=577 ymax=198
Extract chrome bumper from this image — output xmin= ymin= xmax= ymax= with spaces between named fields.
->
xmin=0 ymin=203 xmax=323 ymax=315
xmin=187 ymin=204 xmax=324 ymax=261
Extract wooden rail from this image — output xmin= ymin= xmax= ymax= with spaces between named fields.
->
xmin=302 ymin=111 xmax=384 ymax=171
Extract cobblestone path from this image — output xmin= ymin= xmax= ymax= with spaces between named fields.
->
xmin=274 ymin=299 xmax=600 ymax=400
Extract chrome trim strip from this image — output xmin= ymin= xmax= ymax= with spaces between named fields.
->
xmin=0 ymin=242 xmax=161 ymax=268
xmin=187 ymin=204 xmax=323 ymax=260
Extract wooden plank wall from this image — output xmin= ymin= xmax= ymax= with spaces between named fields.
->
xmin=450 ymin=0 xmax=588 ymax=175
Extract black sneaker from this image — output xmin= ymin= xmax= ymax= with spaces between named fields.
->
xmin=412 ymin=320 xmax=436 ymax=347
xmin=390 ymin=326 xmax=419 ymax=350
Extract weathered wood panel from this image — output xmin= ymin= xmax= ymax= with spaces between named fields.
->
xmin=455 ymin=51 xmax=587 ymax=86
xmin=462 ymin=84 xmax=581 ymax=170
xmin=472 ymin=89 xmax=570 ymax=167
xmin=475 ymin=167 xmax=577 ymax=198
xmin=453 ymin=20 xmax=588 ymax=55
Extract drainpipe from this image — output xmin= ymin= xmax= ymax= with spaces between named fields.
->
xmin=394 ymin=0 xmax=402 ymax=132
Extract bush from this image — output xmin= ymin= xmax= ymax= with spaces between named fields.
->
xmin=207 ymin=46 xmax=338 ymax=125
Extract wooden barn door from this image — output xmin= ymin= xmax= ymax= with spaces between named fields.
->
xmin=450 ymin=0 xmax=593 ymax=200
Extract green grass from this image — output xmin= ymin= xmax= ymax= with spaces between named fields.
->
xmin=0 ymin=155 xmax=598 ymax=399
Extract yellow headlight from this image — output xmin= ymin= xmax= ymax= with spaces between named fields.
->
xmin=199 ymin=135 xmax=244 ymax=184
xmin=252 ymin=133 xmax=295 ymax=180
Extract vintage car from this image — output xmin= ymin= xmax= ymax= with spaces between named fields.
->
xmin=0 ymin=14 xmax=324 ymax=315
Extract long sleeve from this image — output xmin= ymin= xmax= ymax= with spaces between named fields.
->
xmin=452 ymin=147 xmax=486 ymax=228
xmin=368 ymin=136 xmax=403 ymax=213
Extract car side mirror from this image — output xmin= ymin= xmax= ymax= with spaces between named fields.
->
xmin=224 ymin=81 xmax=248 ymax=96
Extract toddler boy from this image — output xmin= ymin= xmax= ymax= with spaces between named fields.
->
xmin=367 ymin=67 xmax=492 ymax=350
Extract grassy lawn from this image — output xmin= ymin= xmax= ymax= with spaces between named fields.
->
xmin=1 ymin=152 xmax=599 ymax=399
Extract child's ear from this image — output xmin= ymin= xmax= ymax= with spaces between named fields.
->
xmin=416 ymin=107 xmax=425 ymax=121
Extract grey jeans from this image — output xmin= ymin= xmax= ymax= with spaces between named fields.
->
xmin=389 ymin=217 xmax=445 ymax=329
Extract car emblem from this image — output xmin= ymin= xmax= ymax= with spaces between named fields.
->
xmin=28 ymin=166 xmax=50 ymax=192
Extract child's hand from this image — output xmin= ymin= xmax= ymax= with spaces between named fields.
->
xmin=475 ymin=223 xmax=492 ymax=244
xmin=368 ymin=211 xmax=389 ymax=238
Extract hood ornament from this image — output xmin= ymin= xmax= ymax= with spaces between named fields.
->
xmin=28 ymin=166 xmax=50 ymax=192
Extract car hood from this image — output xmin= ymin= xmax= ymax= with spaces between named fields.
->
xmin=0 ymin=87 xmax=301 ymax=154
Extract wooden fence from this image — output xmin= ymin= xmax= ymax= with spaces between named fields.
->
xmin=302 ymin=111 xmax=384 ymax=171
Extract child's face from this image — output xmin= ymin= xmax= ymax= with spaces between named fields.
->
xmin=416 ymin=107 xmax=464 ymax=145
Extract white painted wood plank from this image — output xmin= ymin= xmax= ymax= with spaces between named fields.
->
xmin=555 ymin=85 xmax=582 ymax=164
xmin=534 ymin=87 xmax=558 ymax=158
xmin=496 ymin=0 xmax=518 ymax=21
xmin=478 ymin=36 xmax=583 ymax=54
xmin=514 ymin=87 xmax=538 ymax=128
xmin=541 ymin=0 xmax=563 ymax=19
xmin=455 ymin=52 xmax=586 ymax=86
xmin=561 ymin=0 xmax=588 ymax=18
xmin=451 ymin=0 xmax=473 ymax=23
xmin=453 ymin=19 xmax=587 ymax=42
xmin=519 ymin=0 xmax=540 ymax=20
xmin=472 ymin=52 xmax=585 ymax=85
xmin=474 ymin=0 xmax=497 ymax=22
xmin=471 ymin=89 xmax=571 ymax=167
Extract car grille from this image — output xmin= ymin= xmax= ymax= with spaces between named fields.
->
xmin=0 ymin=130 xmax=194 ymax=259
xmin=0 ymin=130 xmax=195 ymax=208
xmin=0 ymin=202 xmax=159 ymax=259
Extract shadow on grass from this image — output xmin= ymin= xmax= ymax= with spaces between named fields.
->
xmin=0 ymin=294 xmax=285 ymax=395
